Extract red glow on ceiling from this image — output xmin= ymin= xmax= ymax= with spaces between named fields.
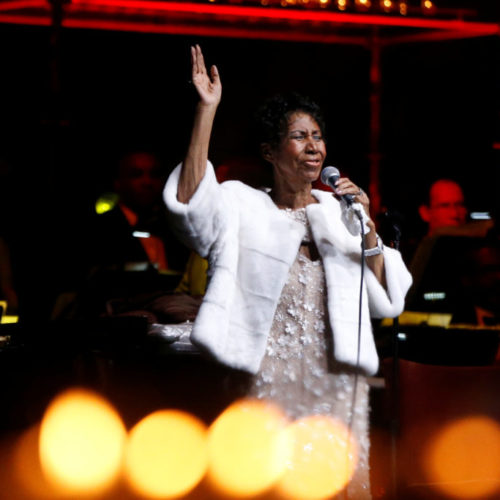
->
xmin=69 ymin=1 xmax=499 ymax=33
xmin=0 ymin=0 xmax=498 ymax=42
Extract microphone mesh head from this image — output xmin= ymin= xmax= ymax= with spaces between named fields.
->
xmin=320 ymin=166 xmax=340 ymax=186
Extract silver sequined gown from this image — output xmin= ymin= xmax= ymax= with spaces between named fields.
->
xmin=246 ymin=207 xmax=372 ymax=500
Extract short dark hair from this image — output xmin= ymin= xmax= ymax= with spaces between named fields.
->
xmin=253 ymin=92 xmax=326 ymax=151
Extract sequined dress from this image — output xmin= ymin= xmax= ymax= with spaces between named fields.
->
xmin=246 ymin=207 xmax=372 ymax=500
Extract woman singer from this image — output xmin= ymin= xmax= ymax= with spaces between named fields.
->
xmin=164 ymin=45 xmax=412 ymax=499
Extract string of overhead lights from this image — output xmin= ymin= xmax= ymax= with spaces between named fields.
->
xmin=205 ymin=0 xmax=437 ymax=16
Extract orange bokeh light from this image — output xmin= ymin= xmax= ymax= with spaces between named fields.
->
xmin=277 ymin=415 xmax=358 ymax=500
xmin=12 ymin=424 xmax=65 ymax=499
xmin=424 ymin=415 xmax=500 ymax=499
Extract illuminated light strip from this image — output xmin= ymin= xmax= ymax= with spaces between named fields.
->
xmin=0 ymin=13 xmax=51 ymax=25
xmin=133 ymin=230 xmax=151 ymax=238
xmin=424 ymin=292 xmax=446 ymax=301
xmin=67 ymin=0 xmax=500 ymax=34
xmin=0 ymin=0 xmax=41 ymax=12
xmin=385 ymin=28 xmax=500 ymax=44
xmin=0 ymin=0 xmax=497 ymax=42
xmin=1 ymin=315 xmax=19 ymax=324
xmin=64 ymin=18 xmax=369 ymax=43
xmin=470 ymin=212 xmax=491 ymax=220
xmin=0 ymin=12 xmax=368 ymax=43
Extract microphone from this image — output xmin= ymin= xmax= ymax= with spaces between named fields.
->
xmin=320 ymin=166 xmax=355 ymax=206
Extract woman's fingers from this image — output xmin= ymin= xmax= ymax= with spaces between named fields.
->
xmin=335 ymin=178 xmax=369 ymax=204
xmin=191 ymin=46 xmax=199 ymax=81
xmin=210 ymin=64 xmax=219 ymax=82
xmin=195 ymin=44 xmax=206 ymax=75
xmin=191 ymin=44 xmax=206 ymax=77
xmin=335 ymin=178 xmax=358 ymax=195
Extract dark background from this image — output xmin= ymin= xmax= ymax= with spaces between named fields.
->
xmin=0 ymin=5 xmax=499 ymax=490
xmin=0 ymin=18 xmax=498 ymax=319
xmin=0 ymin=25 xmax=497 ymax=208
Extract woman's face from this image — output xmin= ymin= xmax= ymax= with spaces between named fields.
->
xmin=267 ymin=112 xmax=326 ymax=186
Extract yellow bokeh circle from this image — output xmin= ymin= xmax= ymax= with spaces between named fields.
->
xmin=277 ymin=415 xmax=358 ymax=500
xmin=38 ymin=388 xmax=126 ymax=495
xmin=125 ymin=409 xmax=208 ymax=498
xmin=207 ymin=398 xmax=291 ymax=498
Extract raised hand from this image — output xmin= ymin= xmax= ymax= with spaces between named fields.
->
xmin=191 ymin=44 xmax=221 ymax=107
xmin=177 ymin=45 xmax=221 ymax=203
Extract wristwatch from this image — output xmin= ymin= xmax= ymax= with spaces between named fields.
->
xmin=364 ymin=234 xmax=384 ymax=257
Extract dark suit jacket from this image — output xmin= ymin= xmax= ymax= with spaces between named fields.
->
xmin=73 ymin=205 xmax=190 ymax=317
xmin=87 ymin=205 xmax=188 ymax=273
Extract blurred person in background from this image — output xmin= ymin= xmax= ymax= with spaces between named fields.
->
xmin=418 ymin=178 xmax=468 ymax=236
xmin=53 ymin=151 xmax=199 ymax=324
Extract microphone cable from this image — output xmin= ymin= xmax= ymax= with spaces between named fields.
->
xmin=344 ymin=210 xmax=366 ymax=499
xmin=319 ymin=167 xmax=368 ymax=495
